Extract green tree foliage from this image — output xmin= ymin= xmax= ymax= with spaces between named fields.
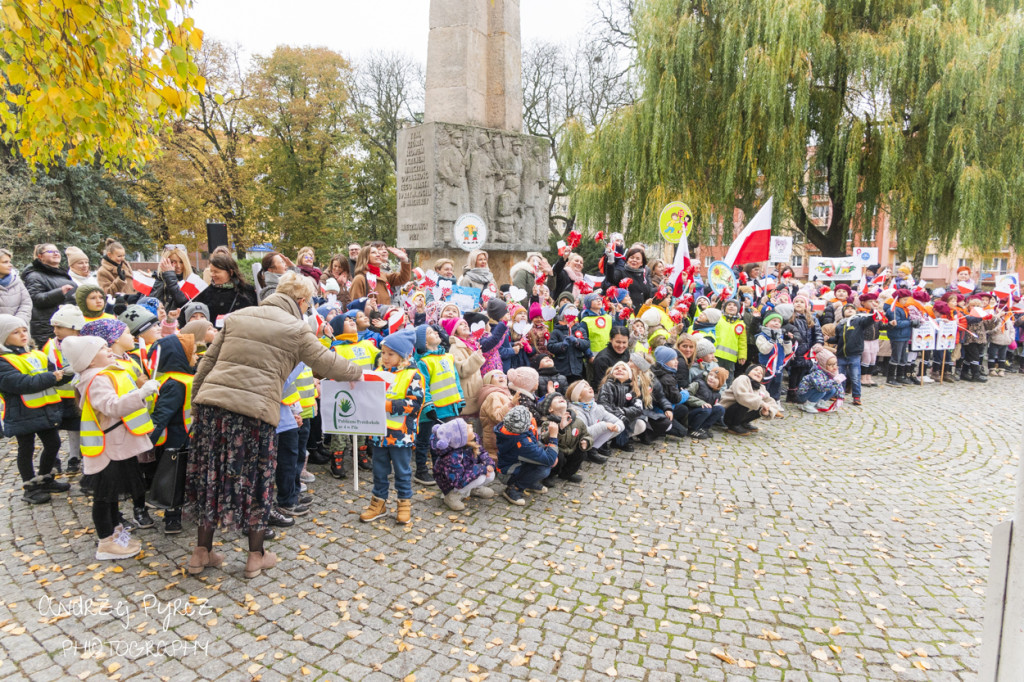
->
xmin=0 ymin=143 xmax=151 ymax=264
xmin=565 ymin=0 xmax=1024 ymax=256
xmin=246 ymin=46 xmax=354 ymax=254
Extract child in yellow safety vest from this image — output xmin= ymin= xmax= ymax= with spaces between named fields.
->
xmin=45 ymin=304 xmax=86 ymax=475
xmin=272 ymin=363 xmax=314 ymax=523
xmin=79 ymin=318 xmax=153 ymax=529
xmin=714 ymin=299 xmax=748 ymax=381
xmin=412 ymin=324 xmax=464 ymax=485
xmin=75 ymin=284 xmax=115 ymax=324
xmin=327 ymin=313 xmax=380 ymax=478
xmin=145 ymin=333 xmax=197 ymax=535
xmin=61 ymin=335 xmax=159 ymax=561
xmin=360 ymin=328 xmax=424 ymax=525
xmin=0 ymin=315 xmax=73 ymax=504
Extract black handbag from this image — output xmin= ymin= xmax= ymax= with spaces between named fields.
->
xmin=149 ymin=447 xmax=188 ymax=509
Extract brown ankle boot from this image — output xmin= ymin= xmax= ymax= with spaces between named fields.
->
xmin=396 ymin=499 xmax=412 ymax=525
xmin=244 ymin=550 xmax=277 ymax=579
xmin=187 ymin=547 xmax=225 ymax=575
xmin=359 ymin=496 xmax=387 ymax=522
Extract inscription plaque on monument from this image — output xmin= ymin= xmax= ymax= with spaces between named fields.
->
xmin=397 ymin=122 xmax=550 ymax=251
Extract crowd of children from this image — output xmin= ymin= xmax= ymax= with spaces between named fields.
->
xmin=2 ymin=243 xmax=1022 ymax=573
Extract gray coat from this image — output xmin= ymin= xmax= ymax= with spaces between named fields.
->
xmin=0 ymin=274 xmax=32 ymax=324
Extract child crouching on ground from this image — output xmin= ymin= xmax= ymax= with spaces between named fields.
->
xmin=685 ymin=367 xmax=728 ymax=439
xmin=537 ymin=392 xmax=591 ymax=486
xmin=566 ymin=380 xmax=623 ymax=462
xmin=62 ymin=335 xmax=159 ymax=560
xmin=797 ymin=348 xmax=843 ymax=413
xmin=361 ymin=328 xmax=424 ymax=525
xmin=496 ymin=405 xmax=558 ymax=506
xmin=430 ymin=418 xmax=496 ymax=511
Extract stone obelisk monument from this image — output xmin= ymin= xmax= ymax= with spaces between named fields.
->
xmin=396 ymin=0 xmax=550 ymax=284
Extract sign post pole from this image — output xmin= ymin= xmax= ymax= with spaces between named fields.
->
xmin=352 ymin=435 xmax=359 ymax=491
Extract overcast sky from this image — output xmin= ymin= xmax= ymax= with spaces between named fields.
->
xmin=190 ymin=0 xmax=598 ymax=64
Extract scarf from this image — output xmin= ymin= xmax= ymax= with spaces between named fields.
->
xmin=0 ymin=273 xmax=13 ymax=288
xmin=67 ymin=269 xmax=97 ymax=288
xmin=478 ymin=384 xmax=511 ymax=403
xmin=365 ymin=264 xmax=392 ymax=298
xmin=454 ymin=334 xmax=479 ymax=351
xmin=462 ymin=267 xmax=495 ymax=288
xmin=563 ymin=265 xmax=583 ymax=283
xmin=103 ymin=255 xmax=126 ymax=280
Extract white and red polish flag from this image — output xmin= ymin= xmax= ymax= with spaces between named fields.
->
xmin=132 ymin=272 xmax=155 ymax=296
xmin=724 ymin=197 xmax=773 ymax=268
xmin=670 ymin=218 xmax=693 ymax=297
xmin=179 ymin=273 xmax=208 ymax=300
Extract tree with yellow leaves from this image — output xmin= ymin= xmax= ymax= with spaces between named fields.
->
xmin=0 ymin=0 xmax=205 ymax=171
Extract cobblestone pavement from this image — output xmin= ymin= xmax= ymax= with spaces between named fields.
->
xmin=0 ymin=377 xmax=1020 ymax=682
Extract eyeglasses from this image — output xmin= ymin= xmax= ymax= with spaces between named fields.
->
xmin=42 ymin=250 xmax=59 ymax=255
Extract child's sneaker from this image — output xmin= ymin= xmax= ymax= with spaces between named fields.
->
xmin=66 ymin=457 xmax=81 ymax=474
xmin=331 ymin=449 xmax=348 ymax=479
xmin=360 ymin=496 xmax=387 ymax=522
xmin=524 ymin=484 xmax=548 ymax=494
xmin=300 ymin=468 xmax=315 ymax=484
xmin=413 ymin=470 xmax=436 ymax=486
xmin=801 ymin=403 xmax=819 ymax=414
xmin=96 ymin=527 xmax=140 ymax=560
xmin=852 ymin=397 xmax=862 ymax=406
xmin=133 ymin=505 xmax=155 ymax=529
xmin=503 ymin=487 xmax=526 ymax=506
xmin=470 ymin=486 xmax=496 ymax=498
xmin=396 ymin=499 xmax=412 ymax=525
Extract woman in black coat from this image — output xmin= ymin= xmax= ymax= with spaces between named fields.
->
xmin=605 ymin=248 xmax=652 ymax=306
xmin=21 ymin=244 xmax=76 ymax=346
xmin=193 ymin=253 xmax=258 ymax=326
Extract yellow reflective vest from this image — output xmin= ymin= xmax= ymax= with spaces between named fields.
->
xmin=333 ymin=339 xmax=379 ymax=368
xmin=153 ymin=371 xmax=193 ymax=446
xmin=42 ymin=339 xmax=75 ymax=399
xmin=419 ymin=354 xmax=462 ymax=408
xmin=0 ymin=350 xmax=61 ymax=408
xmin=714 ymin=317 xmax=746 ymax=363
xmin=295 ymin=365 xmax=317 ymax=417
xmin=386 ymin=368 xmax=419 ymax=431
xmin=80 ymin=368 xmax=155 ymax=457
xmin=583 ymin=315 xmax=613 ymax=354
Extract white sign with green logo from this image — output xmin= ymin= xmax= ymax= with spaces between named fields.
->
xmin=321 ymin=380 xmax=387 ymax=436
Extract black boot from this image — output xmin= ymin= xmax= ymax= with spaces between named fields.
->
xmin=22 ymin=477 xmax=51 ymax=505
xmin=975 ymin=364 xmax=988 ymax=382
xmin=40 ymin=473 xmax=70 ymax=493
xmin=901 ymin=365 xmax=921 ymax=385
xmin=886 ymin=364 xmax=901 ymax=386
xmin=330 ymin=445 xmax=348 ymax=480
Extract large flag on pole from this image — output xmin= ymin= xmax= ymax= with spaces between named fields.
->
xmin=670 ymin=219 xmax=692 ymax=297
xmin=724 ymin=197 xmax=773 ymax=267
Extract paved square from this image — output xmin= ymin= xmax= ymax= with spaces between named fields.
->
xmin=0 ymin=378 xmax=1018 ymax=681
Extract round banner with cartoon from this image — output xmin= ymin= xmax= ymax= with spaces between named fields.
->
xmin=707 ymin=260 xmax=737 ymax=295
xmin=453 ymin=213 xmax=487 ymax=252
xmin=658 ymin=202 xmax=693 ymax=244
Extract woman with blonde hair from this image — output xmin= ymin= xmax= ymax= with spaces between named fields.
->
xmin=296 ymin=247 xmax=322 ymax=289
xmin=97 ymin=239 xmax=135 ymax=296
xmin=151 ymin=246 xmax=193 ymax=312
xmin=349 ymin=243 xmax=411 ymax=305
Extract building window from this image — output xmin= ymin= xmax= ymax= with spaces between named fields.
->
xmin=923 ymin=254 xmax=939 ymax=267
xmin=704 ymin=256 xmax=713 ymax=267
xmin=792 ymin=255 xmax=803 ymax=267
xmin=986 ymin=258 xmax=1009 ymax=274
xmin=811 ymin=204 xmax=829 ymax=219
xmin=958 ymin=258 xmax=972 ymax=269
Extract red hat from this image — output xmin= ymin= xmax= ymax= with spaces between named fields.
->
xmin=834 ymin=283 xmax=853 ymax=294
xmin=859 ymin=292 xmax=878 ymax=302
xmin=912 ymin=289 xmax=930 ymax=303
xmin=529 ymin=302 xmax=542 ymax=320
xmin=933 ymin=300 xmax=951 ymax=316
xmin=894 ymin=288 xmax=913 ymax=299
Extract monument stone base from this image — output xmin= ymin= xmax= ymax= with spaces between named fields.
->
xmin=396 ymin=121 xmax=550 ymax=258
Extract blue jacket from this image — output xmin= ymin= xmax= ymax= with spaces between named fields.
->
xmin=495 ymin=423 xmax=558 ymax=472
xmin=148 ymin=335 xmax=195 ymax=448
xmin=548 ymin=321 xmax=592 ymax=378
xmin=883 ymin=303 xmax=913 ymax=342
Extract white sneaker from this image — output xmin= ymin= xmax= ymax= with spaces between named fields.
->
xmin=801 ymin=403 xmax=819 ymax=414
xmin=921 ymin=375 xmax=935 ymax=383
xmin=300 ymin=469 xmax=315 ymax=483
xmin=299 ymin=482 xmax=308 ymax=493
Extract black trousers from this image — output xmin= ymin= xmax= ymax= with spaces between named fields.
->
xmin=723 ymin=404 xmax=759 ymax=427
xmin=16 ymin=427 xmax=61 ymax=481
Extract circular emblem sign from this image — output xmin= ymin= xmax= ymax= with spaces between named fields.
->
xmin=454 ymin=213 xmax=487 ymax=252
xmin=659 ymin=202 xmax=693 ymax=244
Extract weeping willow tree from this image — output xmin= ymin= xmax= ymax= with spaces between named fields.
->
xmin=564 ymin=0 xmax=1024 ymax=257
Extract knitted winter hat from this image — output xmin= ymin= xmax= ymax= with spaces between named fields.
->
xmin=762 ymin=312 xmax=783 ymax=327
xmin=118 ymin=304 xmax=159 ymax=336
xmin=381 ymin=327 xmax=416 ymax=359
xmin=701 ymin=308 xmax=723 ymax=324
xmin=774 ymin=303 xmax=795 ymax=321
xmin=440 ymin=317 xmax=460 ymax=337
xmin=529 ymin=302 xmax=543 ymax=321
xmin=507 ymin=366 xmax=539 ymax=398
xmin=181 ymin=301 xmax=211 ymax=322
xmin=50 ymin=304 xmax=86 ymax=331
xmin=65 ymin=246 xmax=89 ymax=269
xmin=581 ymin=293 xmax=599 ymax=312
xmin=485 ymin=298 xmax=508 ymax=322
xmin=555 ymin=290 xmax=576 ymax=307
xmin=538 ymin=391 xmax=563 ymax=415
xmin=707 ymin=367 xmax=729 ymax=388
xmin=629 ymin=352 xmax=651 ymax=373
xmin=81 ymin=318 xmax=127 ymax=347
xmin=414 ymin=324 xmax=430 ymax=354
xmin=323 ymin=278 xmax=341 ymax=293
xmin=653 ymin=345 xmax=678 ymax=368
xmin=0 ymin=314 xmax=27 ymax=348
xmin=180 ymin=319 xmax=213 ymax=343
xmin=502 ymin=406 xmax=532 ymax=434
xmin=75 ymin=283 xmax=104 ymax=316
xmin=438 ymin=302 xmax=462 ymax=321
xmin=347 ymin=298 xmax=369 ymax=312
xmin=640 ymin=308 xmax=662 ymax=328
xmin=695 ymin=337 xmax=715 ymax=359
xmin=137 ymin=296 xmax=161 ymax=316
xmin=431 ymin=418 xmax=469 ymax=451
xmin=815 ymin=347 xmax=836 ymax=369
xmin=60 ymin=335 xmax=108 ymax=374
